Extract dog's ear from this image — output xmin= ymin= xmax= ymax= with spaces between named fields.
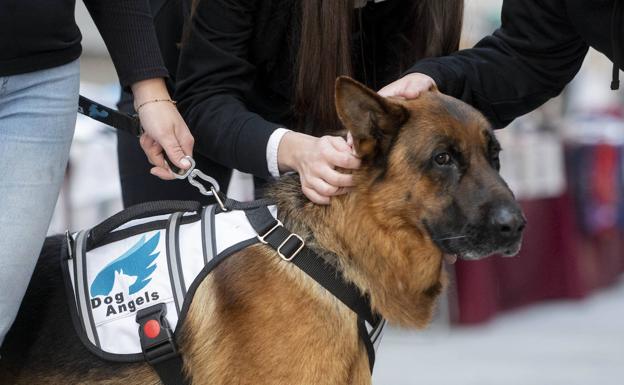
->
xmin=335 ymin=76 xmax=408 ymax=161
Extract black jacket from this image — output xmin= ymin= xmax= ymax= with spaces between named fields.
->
xmin=409 ymin=0 xmax=623 ymax=129
xmin=0 ymin=0 xmax=167 ymax=87
xmin=175 ymin=0 xmax=415 ymax=186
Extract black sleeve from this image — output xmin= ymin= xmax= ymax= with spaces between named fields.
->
xmin=83 ymin=0 xmax=168 ymax=87
xmin=174 ymin=0 xmax=280 ymax=180
xmin=408 ymin=0 xmax=589 ymax=128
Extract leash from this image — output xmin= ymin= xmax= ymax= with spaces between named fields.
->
xmin=77 ymin=95 xmax=223 ymax=204
xmin=77 ymin=95 xmax=186 ymax=174
xmin=78 ymin=95 xmax=143 ymax=137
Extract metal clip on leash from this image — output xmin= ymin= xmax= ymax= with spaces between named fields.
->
xmin=166 ymin=155 xmax=227 ymax=211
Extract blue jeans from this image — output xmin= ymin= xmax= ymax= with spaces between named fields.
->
xmin=0 ymin=60 xmax=80 ymax=347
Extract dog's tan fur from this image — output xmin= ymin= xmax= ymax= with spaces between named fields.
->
xmin=1 ymin=77 xmax=509 ymax=385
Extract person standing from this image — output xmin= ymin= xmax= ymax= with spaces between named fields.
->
xmin=168 ymin=0 xmax=464 ymax=205
xmin=0 ymin=0 xmax=195 ymax=348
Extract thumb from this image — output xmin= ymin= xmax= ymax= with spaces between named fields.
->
xmin=328 ymin=136 xmax=352 ymax=152
xmin=161 ymin=136 xmax=192 ymax=170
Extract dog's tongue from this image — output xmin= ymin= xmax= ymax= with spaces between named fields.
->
xmin=444 ymin=254 xmax=458 ymax=264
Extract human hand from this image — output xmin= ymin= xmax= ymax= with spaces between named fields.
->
xmin=277 ymin=132 xmax=361 ymax=204
xmin=132 ymin=78 xmax=195 ymax=180
xmin=377 ymin=73 xmax=437 ymax=99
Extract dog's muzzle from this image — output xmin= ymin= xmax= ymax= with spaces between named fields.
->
xmin=433 ymin=203 xmax=526 ymax=262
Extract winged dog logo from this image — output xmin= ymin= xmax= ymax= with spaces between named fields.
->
xmin=90 ymin=233 xmax=160 ymax=297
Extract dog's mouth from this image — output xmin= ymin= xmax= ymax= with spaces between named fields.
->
xmin=425 ymin=219 xmax=524 ymax=264
xmin=435 ymin=235 xmax=523 ymax=263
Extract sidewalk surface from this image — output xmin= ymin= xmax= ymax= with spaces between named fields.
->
xmin=373 ymin=278 xmax=624 ymax=385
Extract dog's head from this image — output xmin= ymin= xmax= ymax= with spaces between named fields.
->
xmin=335 ymin=76 xmax=525 ymax=261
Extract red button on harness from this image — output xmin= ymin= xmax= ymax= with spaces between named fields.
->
xmin=144 ymin=319 xmax=161 ymax=339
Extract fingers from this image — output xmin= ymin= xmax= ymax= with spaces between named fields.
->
xmin=322 ymin=141 xmax=361 ymax=169
xmin=320 ymin=166 xmax=355 ymax=188
xmin=378 ymin=73 xmax=437 ymax=99
xmin=140 ymin=134 xmax=165 ymax=168
xmin=140 ymin=134 xmax=176 ymax=180
xmin=302 ymin=186 xmax=330 ymax=205
xmin=300 ymin=167 xmax=351 ymax=205
xmin=150 ymin=166 xmax=175 ymax=180
xmin=177 ymin=123 xmax=195 ymax=157
xmin=161 ymin=137 xmax=192 ymax=171
xmin=287 ymin=134 xmax=361 ymax=204
xmin=377 ymin=82 xmax=404 ymax=98
xmin=328 ymin=136 xmax=351 ymax=152
xmin=346 ymin=131 xmax=355 ymax=150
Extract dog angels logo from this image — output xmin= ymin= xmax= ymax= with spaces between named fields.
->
xmin=89 ymin=233 xmax=162 ymax=317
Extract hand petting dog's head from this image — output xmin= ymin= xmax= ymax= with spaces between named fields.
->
xmin=335 ymin=76 xmax=525 ymax=261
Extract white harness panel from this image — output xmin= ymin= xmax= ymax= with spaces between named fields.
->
xmin=66 ymin=205 xmax=277 ymax=357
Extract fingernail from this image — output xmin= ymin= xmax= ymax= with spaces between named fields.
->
xmin=180 ymin=158 xmax=191 ymax=168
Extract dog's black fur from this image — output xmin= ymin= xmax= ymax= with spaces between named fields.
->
xmin=0 ymin=237 xmax=148 ymax=383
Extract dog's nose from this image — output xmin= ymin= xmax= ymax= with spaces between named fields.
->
xmin=490 ymin=205 xmax=526 ymax=239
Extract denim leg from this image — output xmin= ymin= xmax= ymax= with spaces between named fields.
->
xmin=0 ymin=60 xmax=80 ymax=347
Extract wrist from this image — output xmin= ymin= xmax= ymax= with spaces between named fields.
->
xmin=277 ymin=131 xmax=307 ymax=173
xmin=131 ymin=78 xmax=170 ymax=108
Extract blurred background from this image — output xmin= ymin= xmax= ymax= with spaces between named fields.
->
xmin=52 ymin=0 xmax=624 ymax=384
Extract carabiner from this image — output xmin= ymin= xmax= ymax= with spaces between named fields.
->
xmin=167 ymin=155 xmax=196 ymax=180
xmin=188 ymin=169 xmax=226 ymax=211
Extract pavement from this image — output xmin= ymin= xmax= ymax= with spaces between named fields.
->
xmin=372 ymin=277 xmax=624 ymax=385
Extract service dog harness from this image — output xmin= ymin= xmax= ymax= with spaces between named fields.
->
xmin=64 ymin=198 xmax=385 ymax=385
xmin=73 ymin=98 xmax=385 ymax=384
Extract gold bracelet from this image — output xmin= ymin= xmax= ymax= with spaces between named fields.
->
xmin=135 ymin=98 xmax=177 ymax=113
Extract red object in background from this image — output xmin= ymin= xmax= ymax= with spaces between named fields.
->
xmin=453 ymin=194 xmax=624 ymax=325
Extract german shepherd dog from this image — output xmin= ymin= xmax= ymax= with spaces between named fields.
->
xmin=0 ymin=77 xmax=525 ymax=385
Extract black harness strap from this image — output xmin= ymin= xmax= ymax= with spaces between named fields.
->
xmin=243 ymin=206 xmax=380 ymax=368
xmin=244 ymin=206 xmax=377 ymax=325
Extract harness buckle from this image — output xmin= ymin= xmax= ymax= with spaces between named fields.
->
xmin=277 ymin=233 xmax=305 ymax=262
xmin=136 ymin=303 xmax=178 ymax=365
xmin=257 ymin=220 xmax=283 ymax=244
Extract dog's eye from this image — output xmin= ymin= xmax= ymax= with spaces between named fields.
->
xmin=434 ymin=152 xmax=452 ymax=166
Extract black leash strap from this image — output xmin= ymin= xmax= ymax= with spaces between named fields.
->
xmin=243 ymin=206 xmax=378 ymax=326
xmin=77 ymin=95 xmax=188 ymax=177
xmin=78 ymin=95 xmax=142 ymax=137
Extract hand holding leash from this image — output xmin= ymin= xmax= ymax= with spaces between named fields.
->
xmin=132 ymin=78 xmax=195 ymax=180
xmin=77 ymin=93 xmax=223 ymax=206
